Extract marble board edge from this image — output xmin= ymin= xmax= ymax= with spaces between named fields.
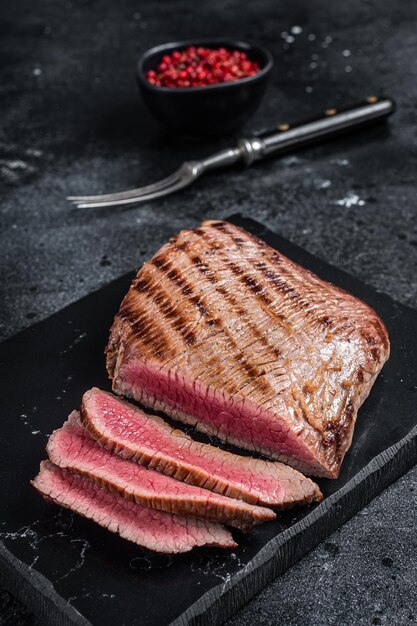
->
xmin=0 ymin=542 xmax=91 ymax=626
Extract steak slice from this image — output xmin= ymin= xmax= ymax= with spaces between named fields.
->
xmin=32 ymin=461 xmax=236 ymax=553
xmin=81 ymin=388 xmax=322 ymax=508
xmin=107 ymin=220 xmax=390 ymax=478
xmin=47 ymin=411 xmax=275 ymax=531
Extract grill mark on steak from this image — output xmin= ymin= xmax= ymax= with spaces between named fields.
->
xmin=134 ymin=273 xmax=197 ymax=346
xmin=154 ymin=261 xmax=279 ymax=391
xmin=209 ymin=222 xmax=335 ymax=331
xmin=323 ymin=394 xmax=355 ymax=456
xmin=190 ymin=255 xmax=216 ymax=282
xmin=226 ymin=261 xmax=289 ymax=326
xmin=151 ymin=256 xmax=210 ymax=318
xmin=181 ymin=249 xmax=276 ymax=396
xmin=178 ymin=231 xmax=295 ymax=376
xmin=208 ymin=224 xmax=361 ymax=337
xmin=186 ymin=225 xmax=346 ymax=405
xmin=195 ymin=227 xmax=363 ymax=432
xmin=210 ymin=222 xmax=248 ymax=250
xmin=188 ymin=242 xmax=307 ymax=402
xmin=119 ymin=304 xmax=172 ymax=359
xmin=288 ymin=385 xmax=324 ymax=435
xmin=193 ymin=228 xmax=301 ymax=335
xmin=149 ymin=240 xmax=275 ymax=395
xmin=215 ymin=285 xmax=282 ymax=361
xmin=252 ymin=264 xmax=319 ymax=318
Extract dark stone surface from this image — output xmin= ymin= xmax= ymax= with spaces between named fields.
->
xmin=0 ymin=0 xmax=416 ymax=624
xmin=227 ymin=467 xmax=417 ymax=626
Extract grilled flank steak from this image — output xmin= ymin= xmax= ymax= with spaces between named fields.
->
xmin=107 ymin=220 xmax=389 ymax=478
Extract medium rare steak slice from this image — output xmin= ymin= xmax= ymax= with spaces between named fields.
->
xmin=81 ymin=388 xmax=322 ymax=508
xmin=47 ymin=411 xmax=275 ymax=530
xmin=107 ymin=220 xmax=390 ymax=478
xmin=32 ymin=461 xmax=236 ymax=553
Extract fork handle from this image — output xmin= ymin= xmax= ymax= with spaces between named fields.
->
xmin=247 ymin=96 xmax=395 ymax=162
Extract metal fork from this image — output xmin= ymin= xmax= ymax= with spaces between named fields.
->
xmin=67 ymin=97 xmax=394 ymax=209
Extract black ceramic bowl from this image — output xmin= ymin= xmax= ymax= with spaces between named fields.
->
xmin=137 ymin=39 xmax=273 ymax=138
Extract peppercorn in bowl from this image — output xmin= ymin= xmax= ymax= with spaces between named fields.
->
xmin=137 ymin=39 xmax=273 ymax=138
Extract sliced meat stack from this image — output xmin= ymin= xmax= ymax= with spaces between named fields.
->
xmin=81 ymin=388 xmax=322 ymax=508
xmin=47 ymin=411 xmax=276 ymax=531
xmin=32 ymin=387 xmax=323 ymax=552
xmin=107 ymin=220 xmax=390 ymax=478
xmin=33 ymin=461 xmax=236 ymax=554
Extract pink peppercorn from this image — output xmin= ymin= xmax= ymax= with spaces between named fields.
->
xmin=146 ymin=46 xmax=261 ymax=88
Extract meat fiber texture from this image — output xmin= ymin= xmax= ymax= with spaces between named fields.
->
xmin=81 ymin=388 xmax=322 ymax=508
xmin=47 ymin=411 xmax=275 ymax=530
xmin=32 ymin=461 xmax=236 ymax=554
xmin=107 ymin=220 xmax=390 ymax=478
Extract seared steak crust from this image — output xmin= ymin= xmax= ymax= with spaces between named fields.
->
xmin=107 ymin=220 xmax=390 ymax=478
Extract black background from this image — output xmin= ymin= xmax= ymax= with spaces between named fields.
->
xmin=1 ymin=0 xmax=417 ymax=624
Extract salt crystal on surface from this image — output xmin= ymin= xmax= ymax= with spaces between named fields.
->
xmin=321 ymin=36 xmax=333 ymax=49
xmin=316 ymin=179 xmax=332 ymax=189
xmin=25 ymin=148 xmax=43 ymax=157
xmin=334 ymin=192 xmax=365 ymax=208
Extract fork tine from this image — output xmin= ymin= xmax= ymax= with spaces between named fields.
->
xmin=73 ymin=176 xmax=191 ymax=208
xmin=67 ymin=168 xmax=183 ymax=204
